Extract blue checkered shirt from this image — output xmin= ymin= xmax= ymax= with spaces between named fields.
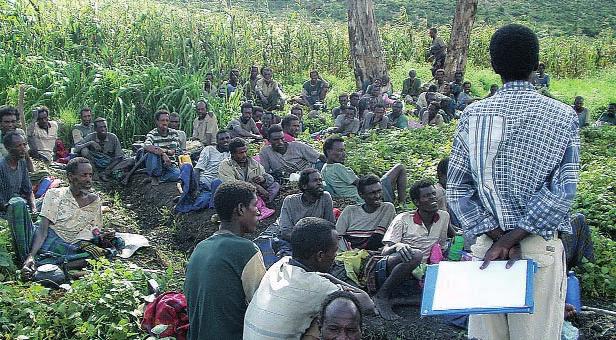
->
xmin=447 ymin=81 xmax=580 ymax=240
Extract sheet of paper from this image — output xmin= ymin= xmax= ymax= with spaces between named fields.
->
xmin=431 ymin=260 xmax=528 ymax=311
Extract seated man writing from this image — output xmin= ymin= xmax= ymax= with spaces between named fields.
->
xmin=0 ymin=132 xmax=35 ymax=218
xmin=227 ymin=102 xmax=263 ymax=140
xmin=321 ymin=136 xmax=406 ymax=205
xmin=219 ymin=137 xmax=279 ymax=203
xmin=259 ymin=125 xmax=323 ymax=180
xmin=27 ymin=106 xmax=58 ymax=163
xmin=74 ymin=118 xmax=127 ymax=181
xmin=374 ymin=179 xmax=450 ymax=320
xmin=8 ymin=157 xmax=119 ymax=275
xmin=336 ymin=175 xmax=396 ymax=251
xmin=243 ymin=217 xmax=374 ymax=340
xmin=144 ymin=110 xmax=181 ymax=185
xmin=276 ymin=169 xmax=335 ymax=241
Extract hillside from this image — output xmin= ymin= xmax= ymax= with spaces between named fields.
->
xmin=208 ymin=0 xmax=616 ymax=36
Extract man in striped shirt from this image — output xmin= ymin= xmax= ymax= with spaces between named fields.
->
xmin=447 ymin=24 xmax=579 ymax=339
xmin=144 ymin=109 xmax=181 ymax=185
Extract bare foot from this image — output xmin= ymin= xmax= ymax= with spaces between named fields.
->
xmin=374 ymin=295 xmax=400 ymax=321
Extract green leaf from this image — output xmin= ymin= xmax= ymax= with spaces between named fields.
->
xmin=151 ymin=324 xmax=169 ymax=335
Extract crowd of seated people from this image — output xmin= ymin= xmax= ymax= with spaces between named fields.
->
xmin=0 ymin=43 xmax=604 ymax=340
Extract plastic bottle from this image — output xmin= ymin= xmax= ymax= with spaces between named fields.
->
xmin=447 ymin=235 xmax=464 ymax=261
xmin=565 ymin=271 xmax=582 ymax=313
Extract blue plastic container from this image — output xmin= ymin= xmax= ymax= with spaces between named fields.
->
xmin=565 ymin=271 xmax=582 ymax=313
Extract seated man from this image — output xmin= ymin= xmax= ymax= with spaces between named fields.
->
xmin=72 ymin=107 xmax=95 ymax=145
xmin=252 ymin=106 xmax=264 ymax=136
xmin=144 ymin=109 xmax=181 ymax=185
xmin=290 ymin=105 xmax=306 ymax=132
xmin=401 ymin=69 xmax=422 ymax=103
xmin=333 ymin=106 xmax=361 ymax=136
xmin=321 ymin=136 xmax=406 ymax=205
xmin=255 ymin=67 xmax=285 ymax=111
xmin=358 ymin=85 xmax=384 ymax=118
xmin=9 ymin=157 xmax=117 ymax=275
xmin=455 ymin=81 xmax=475 ymax=111
xmin=27 ymin=106 xmax=58 ymax=163
xmin=299 ymin=70 xmax=329 ymax=109
xmin=336 ymin=175 xmax=396 ymax=251
xmin=169 ymin=112 xmax=187 ymax=151
xmin=597 ymin=103 xmax=616 ymax=126
xmin=244 ymin=217 xmax=374 ymax=340
xmin=74 ymin=118 xmax=126 ymax=181
xmin=277 ymin=169 xmax=335 ymax=240
xmin=194 ymin=130 xmax=230 ymax=191
xmin=227 ymin=102 xmax=263 ymax=140
xmin=572 ymin=96 xmax=589 ymax=128
xmin=319 ymin=291 xmax=363 ymax=340
xmin=184 ymin=181 xmax=266 ymax=340
xmin=375 ymin=179 xmax=450 ymax=320
xmin=420 ymin=101 xmax=445 ymax=126
xmin=331 ymin=93 xmax=349 ymax=119
xmin=191 ymin=100 xmax=219 ymax=146
xmin=0 ymin=106 xmax=33 ymax=172
xmin=449 ymin=71 xmax=464 ymax=99
xmin=532 ymin=62 xmax=550 ymax=89
xmin=387 ymin=100 xmax=408 ymax=129
xmin=416 ymin=85 xmax=447 ymax=111
xmin=281 ymin=114 xmax=301 ymax=142
xmin=219 ymin=137 xmax=279 ymax=203
xmin=429 ymin=69 xmax=448 ymax=93
xmin=224 ymin=68 xmax=240 ymax=98
xmin=243 ymin=65 xmax=260 ymax=102
xmin=0 ymin=132 xmax=35 ymax=217
xmin=259 ymin=125 xmax=323 ymax=180
xmin=349 ymin=92 xmax=362 ymax=120
xmin=259 ymin=111 xmax=280 ymax=139
xmin=485 ymin=84 xmax=499 ymax=98
xmin=203 ymin=72 xmax=218 ymax=97
xmin=361 ymin=104 xmax=390 ymax=132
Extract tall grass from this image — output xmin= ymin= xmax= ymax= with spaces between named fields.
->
xmin=0 ymin=0 xmax=615 ymax=143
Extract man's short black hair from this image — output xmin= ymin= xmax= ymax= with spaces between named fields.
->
xmin=93 ymin=117 xmax=107 ymax=128
xmin=323 ymin=136 xmax=344 ymax=157
xmin=281 ymin=114 xmax=299 ymax=129
xmin=343 ymin=106 xmax=357 ymax=114
xmin=489 ymin=24 xmax=539 ymax=81
xmin=437 ymin=157 xmax=449 ymax=176
xmin=155 ymin=109 xmax=170 ymax=121
xmin=228 ymin=137 xmax=247 ymax=154
xmin=357 ymin=174 xmax=380 ymax=194
xmin=319 ymin=291 xmax=363 ymax=328
xmin=0 ymin=106 xmax=19 ymax=120
xmin=196 ymin=99 xmax=208 ymax=109
xmin=291 ymin=217 xmax=336 ymax=260
xmin=2 ymin=130 xmax=24 ymax=148
xmin=240 ymin=101 xmax=253 ymax=113
xmin=373 ymin=103 xmax=385 ymax=110
xmin=409 ymin=179 xmax=435 ymax=202
xmin=298 ymin=168 xmax=319 ymax=191
xmin=253 ymin=106 xmax=264 ymax=113
xmin=80 ymin=107 xmax=91 ymax=116
xmin=267 ymin=124 xmax=283 ymax=139
xmin=463 ymin=81 xmax=472 ymax=87
xmin=213 ymin=181 xmax=256 ymax=222
xmin=430 ymin=27 xmax=437 ymax=34
xmin=216 ymin=130 xmax=230 ymax=139
xmin=66 ymin=157 xmax=91 ymax=175
xmin=350 ymin=92 xmax=360 ymax=99
xmin=36 ymin=106 xmax=49 ymax=117
xmin=427 ymin=84 xmax=438 ymax=93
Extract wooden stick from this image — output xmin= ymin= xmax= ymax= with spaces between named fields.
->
xmin=581 ymin=305 xmax=616 ymax=317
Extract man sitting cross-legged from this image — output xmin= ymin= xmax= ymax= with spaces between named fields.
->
xmin=227 ymin=102 xmax=263 ymax=140
xmin=0 ymin=132 xmax=36 ymax=218
xmin=71 ymin=107 xmax=94 ymax=145
xmin=374 ymin=179 xmax=450 ymax=320
xmin=8 ymin=157 xmax=119 ymax=276
xmin=336 ymin=175 xmax=396 ymax=251
xmin=194 ymin=130 xmax=230 ymax=192
xmin=321 ymin=136 xmax=406 ymax=205
xmin=74 ymin=117 xmax=129 ymax=181
xmin=276 ymin=168 xmax=335 ymax=241
xmin=219 ymin=137 xmax=280 ymax=204
xmin=259 ymin=124 xmax=324 ymax=181
xmin=27 ymin=106 xmax=58 ymax=163
xmin=184 ymin=181 xmax=266 ymax=340
xmin=243 ymin=217 xmax=374 ymax=340
xmin=143 ymin=109 xmax=181 ymax=185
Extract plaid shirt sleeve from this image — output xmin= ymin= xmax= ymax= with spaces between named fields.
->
xmin=446 ymin=115 xmax=501 ymax=236
xmin=516 ymin=119 xmax=580 ymax=238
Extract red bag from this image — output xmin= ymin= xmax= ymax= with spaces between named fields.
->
xmin=141 ymin=292 xmax=189 ymax=340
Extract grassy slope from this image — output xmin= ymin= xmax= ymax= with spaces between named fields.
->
xmin=214 ymin=0 xmax=616 ymax=36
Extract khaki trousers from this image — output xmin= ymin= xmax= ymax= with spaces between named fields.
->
xmin=468 ymin=234 xmax=566 ymax=340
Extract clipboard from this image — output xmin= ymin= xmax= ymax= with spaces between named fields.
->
xmin=420 ymin=259 xmax=536 ymax=316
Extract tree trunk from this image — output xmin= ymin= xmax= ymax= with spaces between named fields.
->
xmin=444 ymin=0 xmax=478 ymax=81
xmin=347 ymin=0 xmax=388 ymax=91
